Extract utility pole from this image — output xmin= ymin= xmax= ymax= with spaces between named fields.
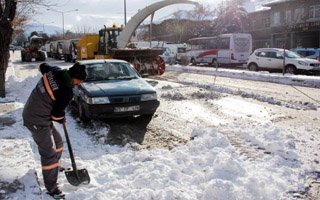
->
xmin=124 ymin=0 xmax=127 ymax=25
xmin=47 ymin=9 xmax=79 ymax=39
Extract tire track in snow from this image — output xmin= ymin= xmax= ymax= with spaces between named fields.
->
xmin=152 ymin=76 xmax=272 ymax=162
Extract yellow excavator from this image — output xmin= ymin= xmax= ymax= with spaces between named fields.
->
xmin=77 ymin=24 xmax=165 ymax=75
xmin=76 ymin=0 xmax=198 ymax=75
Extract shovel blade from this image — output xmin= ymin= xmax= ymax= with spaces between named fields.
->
xmin=65 ymin=169 xmax=90 ymax=186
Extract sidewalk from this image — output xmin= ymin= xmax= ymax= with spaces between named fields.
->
xmin=0 ymin=139 xmax=41 ymax=199
xmin=0 ymin=52 xmax=42 ymax=199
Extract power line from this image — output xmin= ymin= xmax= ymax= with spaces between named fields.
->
xmin=291 ymin=85 xmax=320 ymax=105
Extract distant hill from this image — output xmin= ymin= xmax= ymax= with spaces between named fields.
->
xmin=24 ymin=23 xmax=63 ymax=36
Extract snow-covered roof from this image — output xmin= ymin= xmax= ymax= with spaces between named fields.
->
xmin=244 ymin=0 xmax=271 ymax=14
xmin=248 ymin=7 xmax=271 ymax=14
xmin=263 ymin=0 xmax=294 ymax=7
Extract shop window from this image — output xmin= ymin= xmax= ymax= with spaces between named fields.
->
xmin=294 ymin=7 xmax=305 ymax=22
xmin=252 ymin=19 xmax=258 ymax=29
xmin=309 ymin=5 xmax=320 ymax=19
xmin=273 ymin=12 xmax=281 ymax=26
xmin=263 ymin=17 xmax=270 ymax=28
xmin=285 ymin=10 xmax=292 ymax=24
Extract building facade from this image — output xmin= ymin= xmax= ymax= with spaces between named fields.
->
xmin=248 ymin=0 xmax=320 ymax=50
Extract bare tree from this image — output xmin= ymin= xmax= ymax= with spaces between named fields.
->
xmin=0 ymin=0 xmax=54 ymax=97
xmin=140 ymin=3 xmax=214 ymax=43
xmin=213 ymin=0 xmax=249 ymax=34
xmin=0 ymin=0 xmax=17 ymax=97
xmin=186 ymin=4 xmax=214 ymax=38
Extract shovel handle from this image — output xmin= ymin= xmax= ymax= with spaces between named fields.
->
xmin=62 ymin=122 xmax=78 ymax=172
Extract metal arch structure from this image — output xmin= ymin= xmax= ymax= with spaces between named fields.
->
xmin=117 ymin=0 xmax=199 ymax=48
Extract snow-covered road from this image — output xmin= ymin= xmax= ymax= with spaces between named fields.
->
xmin=1 ymin=52 xmax=320 ymax=199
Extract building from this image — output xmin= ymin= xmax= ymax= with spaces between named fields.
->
xmin=249 ymin=0 xmax=320 ymax=50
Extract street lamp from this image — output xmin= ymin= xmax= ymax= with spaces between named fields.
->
xmin=47 ymin=8 xmax=79 ymax=39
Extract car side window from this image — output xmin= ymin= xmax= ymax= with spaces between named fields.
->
xmin=257 ymin=51 xmax=267 ymax=57
xmin=276 ymin=52 xmax=283 ymax=59
xmin=297 ymin=51 xmax=307 ymax=57
xmin=306 ymin=51 xmax=316 ymax=57
xmin=266 ymin=51 xmax=277 ymax=58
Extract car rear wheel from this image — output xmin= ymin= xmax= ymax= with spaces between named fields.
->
xmin=248 ymin=63 xmax=258 ymax=71
xmin=285 ymin=65 xmax=297 ymax=75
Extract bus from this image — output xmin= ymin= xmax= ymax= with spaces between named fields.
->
xmin=186 ymin=33 xmax=252 ymax=67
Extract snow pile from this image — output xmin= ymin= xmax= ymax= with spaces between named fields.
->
xmin=64 ymin=127 xmax=296 ymax=200
xmin=168 ymin=64 xmax=320 ymax=88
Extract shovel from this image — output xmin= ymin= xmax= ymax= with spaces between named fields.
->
xmin=62 ymin=122 xmax=90 ymax=186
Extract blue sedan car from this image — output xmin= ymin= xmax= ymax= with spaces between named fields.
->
xmin=72 ymin=59 xmax=160 ymax=121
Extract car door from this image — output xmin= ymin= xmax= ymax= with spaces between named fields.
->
xmin=254 ymin=51 xmax=269 ymax=68
xmin=266 ymin=51 xmax=283 ymax=69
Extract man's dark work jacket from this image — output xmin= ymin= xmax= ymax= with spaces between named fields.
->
xmin=23 ymin=63 xmax=73 ymax=126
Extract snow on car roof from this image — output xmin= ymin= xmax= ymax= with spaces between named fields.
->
xmin=78 ymin=59 xmax=128 ymax=65
xmin=254 ymin=48 xmax=290 ymax=51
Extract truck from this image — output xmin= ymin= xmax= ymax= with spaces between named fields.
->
xmin=130 ymin=41 xmax=188 ymax=64
xmin=21 ymin=35 xmax=46 ymax=62
xmin=77 ymin=25 xmax=165 ymax=75
xmin=50 ymin=40 xmax=64 ymax=60
xmin=61 ymin=39 xmax=79 ymax=62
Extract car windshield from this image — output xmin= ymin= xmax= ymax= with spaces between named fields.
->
xmin=282 ymin=50 xmax=303 ymax=58
xmin=85 ymin=62 xmax=139 ymax=81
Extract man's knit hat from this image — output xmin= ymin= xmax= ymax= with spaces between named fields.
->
xmin=68 ymin=63 xmax=87 ymax=80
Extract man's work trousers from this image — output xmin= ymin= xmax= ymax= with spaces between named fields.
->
xmin=25 ymin=123 xmax=64 ymax=193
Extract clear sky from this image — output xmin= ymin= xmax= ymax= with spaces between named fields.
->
xmin=34 ymin=0 xmax=220 ymax=32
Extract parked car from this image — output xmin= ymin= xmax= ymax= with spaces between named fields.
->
xmin=9 ymin=44 xmax=22 ymax=51
xmin=160 ymin=47 xmax=176 ymax=64
xmin=72 ymin=59 xmax=160 ymax=121
xmin=247 ymin=48 xmax=320 ymax=74
xmin=291 ymin=48 xmax=320 ymax=61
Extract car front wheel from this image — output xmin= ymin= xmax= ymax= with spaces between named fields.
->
xmin=285 ymin=65 xmax=297 ymax=75
xmin=78 ymin=101 xmax=90 ymax=122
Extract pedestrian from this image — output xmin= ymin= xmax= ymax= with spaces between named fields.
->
xmin=22 ymin=62 xmax=87 ymax=199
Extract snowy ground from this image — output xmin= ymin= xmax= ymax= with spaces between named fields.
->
xmin=1 ymin=51 xmax=320 ymax=199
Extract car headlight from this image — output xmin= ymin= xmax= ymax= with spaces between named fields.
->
xmin=141 ymin=93 xmax=157 ymax=101
xmin=86 ymin=96 xmax=110 ymax=104
xmin=298 ymin=61 xmax=308 ymax=66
